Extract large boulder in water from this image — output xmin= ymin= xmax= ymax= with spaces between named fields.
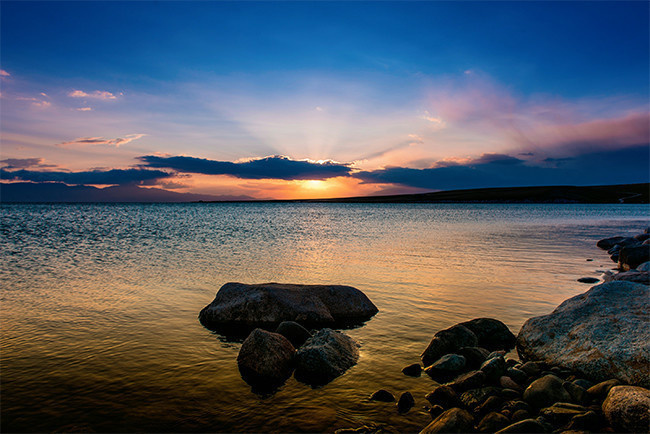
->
xmin=517 ymin=281 xmax=650 ymax=387
xmin=237 ymin=328 xmax=296 ymax=390
xmin=199 ymin=282 xmax=378 ymax=334
xmin=294 ymin=328 xmax=359 ymax=386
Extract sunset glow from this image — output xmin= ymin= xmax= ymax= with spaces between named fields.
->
xmin=1 ymin=2 xmax=648 ymax=200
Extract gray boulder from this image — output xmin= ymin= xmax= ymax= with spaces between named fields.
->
xmin=612 ymin=270 xmax=650 ymax=284
xmin=237 ymin=328 xmax=296 ymax=389
xmin=424 ymin=354 xmax=466 ymax=380
xmin=517 ymin=281 xmax=650 ymax=387
xmin=421 ymin=324 xmax=478 ymax=367
xmin=637 ymin=261 xmax=650 ymax=271
xmin=199 ymin=282 xmax=378 ymax=333
xmin=294 ymin=328 xmax=359 ymax=385
xmin=602 ymin=385 xmax=650 ymax=433
xmin=420 ymin=408 xmax=475 ymax=434
xmin=618 ymin=244 xmax=650 ymax=270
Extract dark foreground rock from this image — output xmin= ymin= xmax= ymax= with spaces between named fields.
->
xmin=294 ymin=328 xmax=359 ymax=386
xmin=618 ymin=244 xmax=650 ymax=270
xmin=275 ymin=321 xmax=312 ymax=348
xmin=199 ymin=282 xmax=378 ymax=333
xmin=602 ymin=385 xmax=650 ymax=432
xmin=421 ymin=318 xmax=515 ymax=367
xmin=517 ymin=281 xmax=650 ymax=387
xmin=236 ymin=328 xmax=295 ymax=390
xmin=420 ymin=408 xmax=474 ymax=433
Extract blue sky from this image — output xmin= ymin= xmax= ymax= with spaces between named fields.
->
xmin=1 ymin=1 xmax=648 ymax=199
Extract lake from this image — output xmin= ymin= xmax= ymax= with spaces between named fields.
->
xmin=1 ymin=203 xmax=648 ymax=432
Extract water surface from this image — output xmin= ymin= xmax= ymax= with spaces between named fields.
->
xmin=1 ymin=203 xmax=648 ymax=432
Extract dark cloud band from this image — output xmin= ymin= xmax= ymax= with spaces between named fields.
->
xmin=0 ymin=168 xmax=172 ymax=185
xmin=139 ymin=155 xmax=352 ymax=180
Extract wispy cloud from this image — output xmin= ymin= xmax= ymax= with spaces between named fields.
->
xmin=0 ymin=70 xmax=10 ymax=78
xmin=0 ymin=157 xmax=56 ymax=170
xmin=68 ymin=90 xmax=118 ymax=100
xmin=58 ymin=134 xmax=146 ymax=147
xmin=139 ymin=154 xmax=353 ymax=180
xmin=76 ymin=107 xmax=93 ymax=112
xmin=16 ymin=96 xmax=51 ymax=108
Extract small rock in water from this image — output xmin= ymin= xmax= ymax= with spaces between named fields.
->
xmin=421 ymin=325 xmax=478 ymax=367
xmin=236 ymin=328 xmax=296 ymax=391
xmin=401 ymin=363 xmax=421 ymax=377
xmin=457 ymin=346 xmax=490 ymax=369
xmin=294 ymin=328 xmax=359 ymax=386
xmin=420 ymin=408 xmax=475 ymax=434
xmin=425 ymin=385 xmax=462 ymax=409
xmin=369 ymin=389 xmax=395 ymax=402
xmin=275 ymin=321 xmax=312 ymax=348
xmin=424 ymin=354 xmax=466 ymax=379
xmin=587 ymin=378 xmax=621 ymax=400
xmin=577 ymin=276 xmax=599 ymax=283
xmin=396 ymin=391 xmax=415 ymax=414
xmin=480 ymin=355 xmax=507 ymax=381
xmin=496 ymin=418 xmax=546 ymax=433
xmin=522 ymin=374 xmax=571 ymax=408
xmin=477 ymin=412 xmax=510 ymax=433
xmin=602 ymin=385 xmax=650 ymax=433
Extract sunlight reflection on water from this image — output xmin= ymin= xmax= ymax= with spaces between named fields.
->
xmin=1 ymin=203 xmax=648 ymax=432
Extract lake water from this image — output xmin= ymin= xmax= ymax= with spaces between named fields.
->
xmin=1 ymin=203 xmax=648 ymax=432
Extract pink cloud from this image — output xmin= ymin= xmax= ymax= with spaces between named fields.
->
xmin=57 ymin=133 xmax=146 ymax=148
xmin=68 ymin=90 xmax=117 ymax=100
xmin=76 ymin=107 xmax=93 ymax=112
xmin=0 ymin=70 xmax=10 ymax=77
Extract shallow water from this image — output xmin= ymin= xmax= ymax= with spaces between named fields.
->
xmin=1 ymin=203 xmax=648 ymax=432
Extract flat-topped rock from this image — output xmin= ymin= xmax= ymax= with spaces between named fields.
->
xmin=517 ymin=281 xmax=650 ymax=387
xmin=199 ymin=282 xmax=378 ymax=333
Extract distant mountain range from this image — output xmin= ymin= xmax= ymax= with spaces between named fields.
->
xmin=0 ymin=182 xmax=252 ymax=202
xmin=1 ymin=181 xmax=648 ymax=203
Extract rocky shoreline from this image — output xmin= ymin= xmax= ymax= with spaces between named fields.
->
xmin=338 ymin=228 xmax=650 ymax=433
xmin=199 ymin=228 xmax=650 ymax=433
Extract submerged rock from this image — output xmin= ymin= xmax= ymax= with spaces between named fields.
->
xmin=517 ymin=281 xmax=650 ymax=387
xmin=602 ymin=385 xmax=650 ymax=433
xmin=596 ymin=236 xmax=628 ymax=250
xmin=237 ymin=328 xmax=295 ymax=390
xmin=577 ymin=276 xmax=599 ymax=283
xmin=199 ymin=282 xmax=378 ymax=333
xmin=294 ymin=328 xmax=359 ymax=386
xmin=401 ymin=363 xmax=422 ymax=377
xmin=397 ymin=391 xmax=415 ymax=414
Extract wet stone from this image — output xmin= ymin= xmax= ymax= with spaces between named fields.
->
xmin=370 ymin=389 xmax=395 ymax=402
xmin=401 ymin=363 xmax=421 ymax=377
xmin=396 ymin=391 xmax=415 ymax=414
xmin=477 ymin=412 xmax=510 ymax=433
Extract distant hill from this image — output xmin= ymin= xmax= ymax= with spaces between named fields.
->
xmin=306 ymin=183 xmax=650 ymax=204
xmin=0 ymin=182 xmax=253 ymax=202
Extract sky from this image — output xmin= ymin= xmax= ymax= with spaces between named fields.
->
xmin=1 ymin=1 xmax=649 ymax=200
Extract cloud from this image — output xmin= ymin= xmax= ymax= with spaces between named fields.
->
xmin=16 ymin=96 xmax=50 ymax=108
xmin=0 ymin=168 xmax=172 ymax=185
xmin=139 ymin=154 xmax=353 ymax=180
xmin=76 ymin=107 xmax=92 ymax=112
xmin=57 ymin=134 xmax=146 ymax=147
xmin=68 ymin=90 xmax=117 ymax=100
xmin=0 ymin=70 xmax=10 ymax=77
xmin=1 ymin=157 xmax=56 ymax=169
xmin=353 ymin=144 xmax=649 ymax=190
